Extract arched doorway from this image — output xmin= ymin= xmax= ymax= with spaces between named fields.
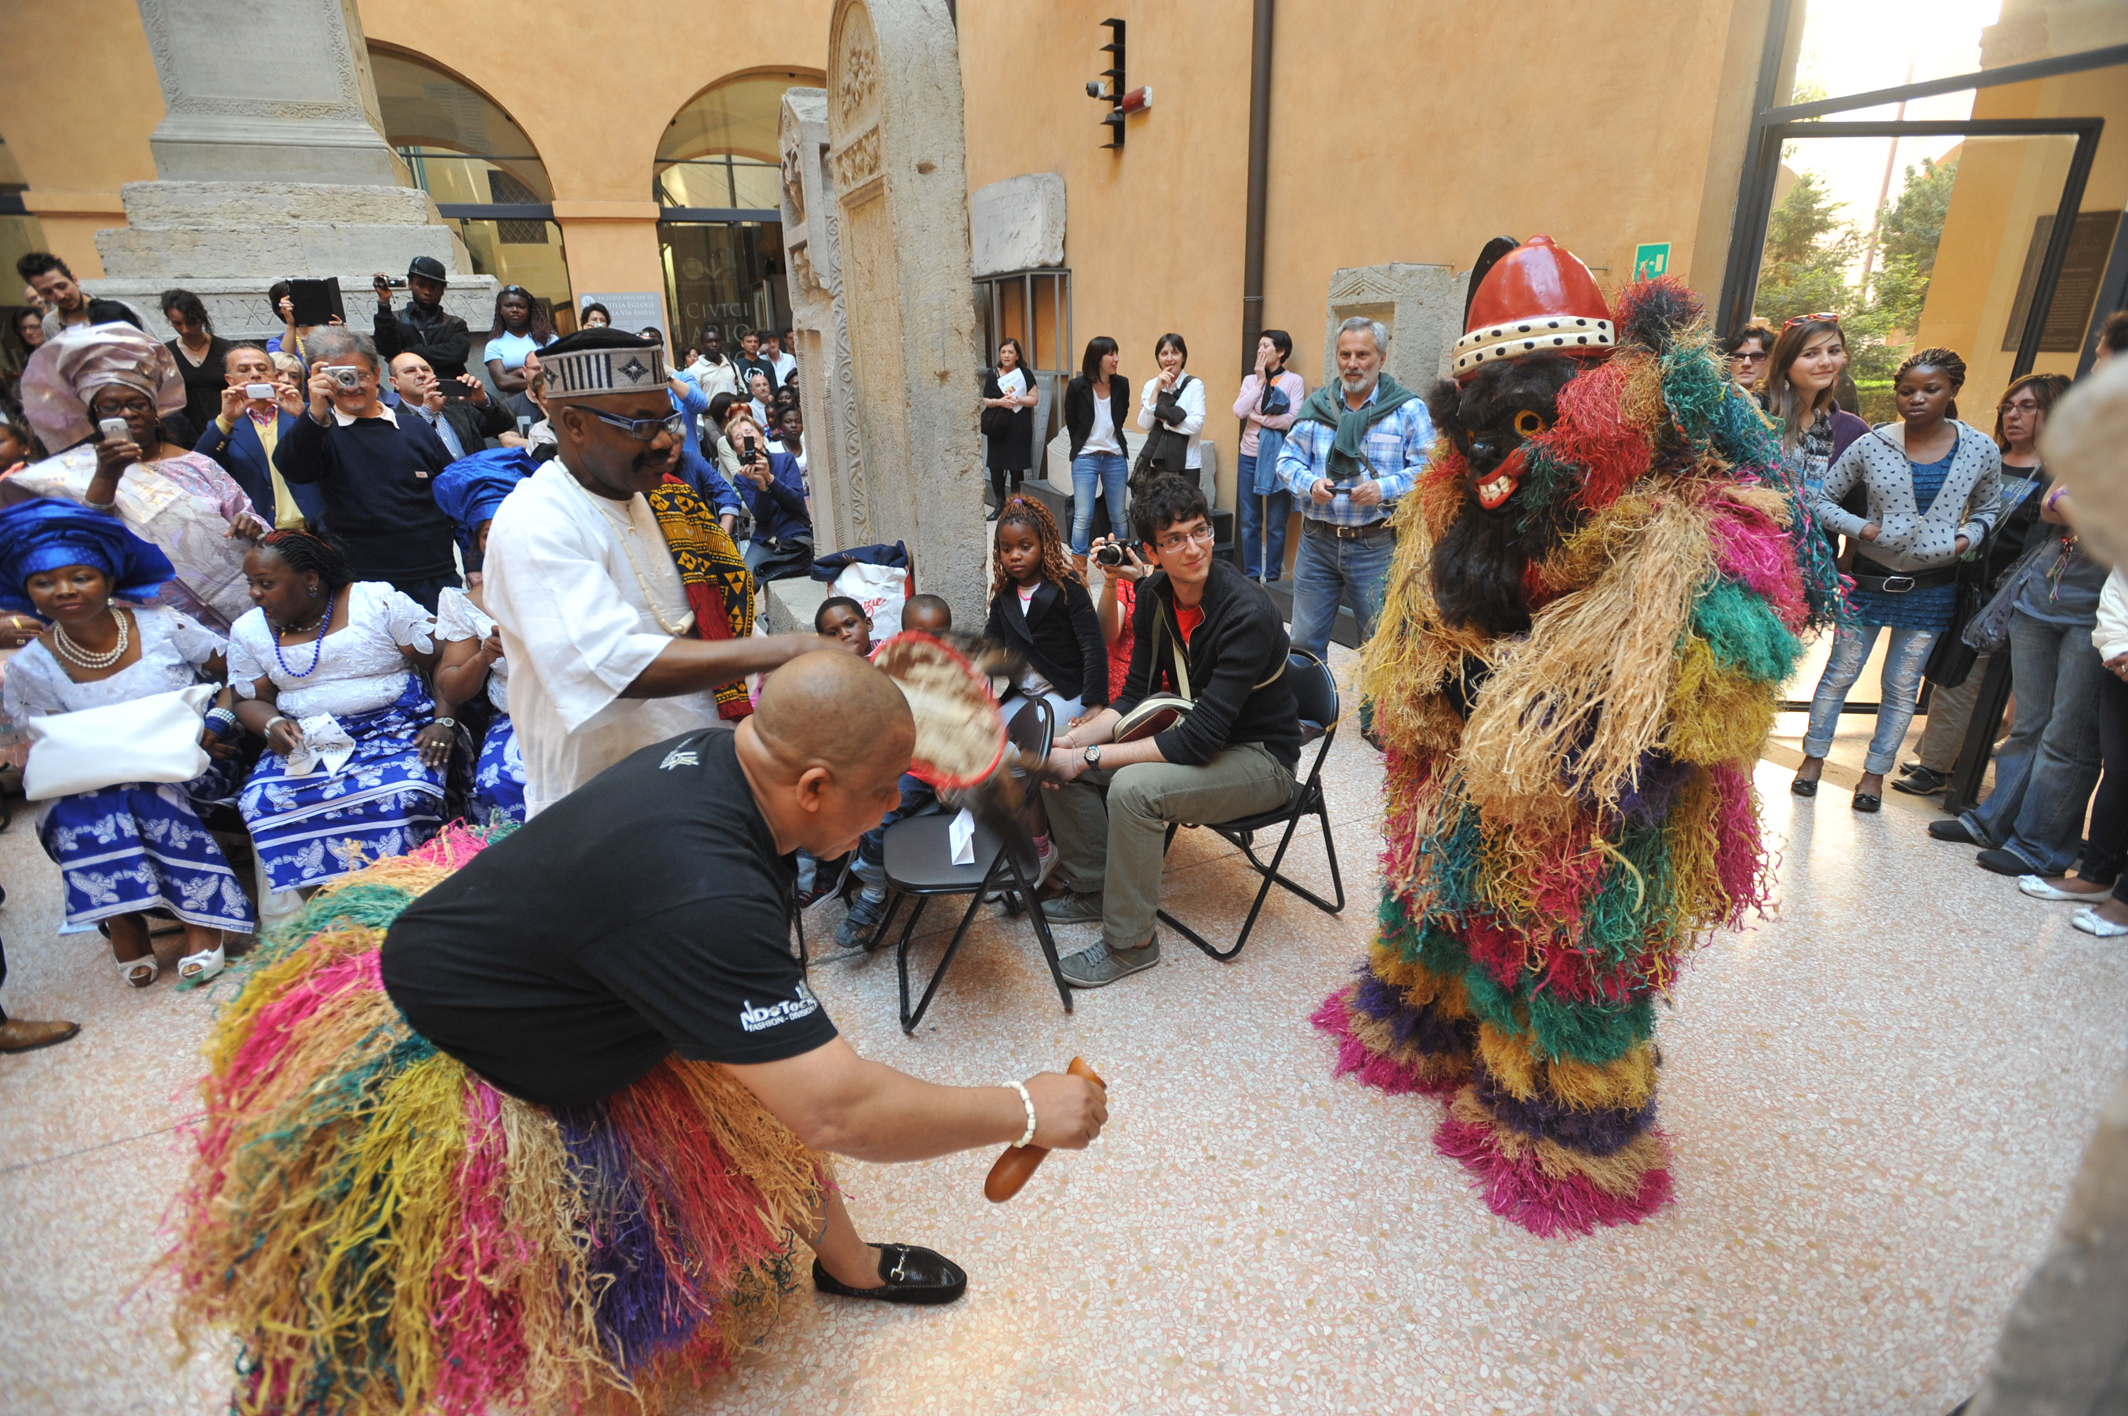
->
xmin=656 ymin=72 xmax=819 ymax=352
xmin=368 ymin=48 xmax=576 ymax=333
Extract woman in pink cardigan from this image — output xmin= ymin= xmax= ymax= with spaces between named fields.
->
xmin=1233 ymin=328 xmax=1304 ymax=582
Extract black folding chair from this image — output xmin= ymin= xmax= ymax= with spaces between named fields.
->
xmin=865 ymin=697 xmax=1073 ymax=1030
xmin=1155 ymin=649 xmax=1346 ymax=960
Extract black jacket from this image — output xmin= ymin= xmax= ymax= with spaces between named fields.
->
xmin=428 ymin=395 xmax=514 ymax=455
xmin=1119 ymin=559 xmax=1299 ymax=769
xmin=987 ymin=576 xmax=1109 ymax=707
xmin=374 ymin=299 xmax=473 ymax=379
xmin=1063 ymin=373 xmax=1132 ymax=461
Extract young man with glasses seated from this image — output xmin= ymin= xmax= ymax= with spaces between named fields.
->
xmin=481 ymin=329 xmax=822 ymax=817
xmin=1040 ymin=475 xmax=1304 ymax=987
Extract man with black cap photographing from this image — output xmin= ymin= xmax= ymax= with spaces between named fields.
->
xmin=372 ymin=255 xmax=472 ymax=379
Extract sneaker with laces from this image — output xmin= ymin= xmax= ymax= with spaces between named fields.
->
xmin=1058 ymin=936 xmax=1160 ymax=988
xmin=1040 ymin=889 xmax=1105 ymax=926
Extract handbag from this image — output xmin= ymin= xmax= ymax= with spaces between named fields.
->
xmin=22 ymin=682 xmax=215 ymax=801
xmin=1131 ymin=376 xmax=1195 ymax=490
xmin=1962 ymin=536 xmax=2054 ymax=657
xmin=981 ymin=372 xmax=1020 ymax=439
xmin=1922 ymin=557 xmax=1985 ymax=688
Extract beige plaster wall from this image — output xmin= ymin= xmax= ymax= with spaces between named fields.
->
xmin=957 ymin=0 xmax=1772 ymax=508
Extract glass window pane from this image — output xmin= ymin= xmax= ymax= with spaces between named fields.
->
xmin=998 ymin=278 xmax=1028 ymax=351
xmin=1749 ymin=131 xmax=2086 ymax=423
xmin=370 ymin=50 xmax=552 ymax=199
xmin=1786 ymin=1 xmax=2128 ymax=111
xmin=730 ymin=162 xmax=783 ymax=211
xmin=449 ymin=219 xmax=574 ymax=338
xmin=1030 ymin=274 xmax=1063 ymax=371
xmin=661 ymin=222 xmax=787 ymax=351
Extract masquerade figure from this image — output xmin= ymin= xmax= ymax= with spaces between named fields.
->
xmin=1314 ymin=237 xmax=1840 ymax=1235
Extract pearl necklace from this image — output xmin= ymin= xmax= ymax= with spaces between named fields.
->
xmin=52 ymin=608 xmax=130 ymax=670
xmin=564 ymin=473 xmax=692 ymax=638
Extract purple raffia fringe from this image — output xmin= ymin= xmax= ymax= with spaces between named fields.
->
xmin=1349 ymin=972 xmax=1478 ymax=1057
xmin=1472 ymin=1064 xmax=1656 ymax=1157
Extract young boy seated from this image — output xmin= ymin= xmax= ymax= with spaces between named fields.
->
xmin=815 ymin=595 xmax=874 ymax=656
xmin=838 ymin=593 xmax=954 ymax=949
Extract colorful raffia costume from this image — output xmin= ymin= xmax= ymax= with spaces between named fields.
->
xmin=1312 ymin=237 xmax=1840 ymax=1237
xmin=167 ymin=828 xmax=826 ymax=1415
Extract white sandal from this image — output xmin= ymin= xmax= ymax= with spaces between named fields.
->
xmin=2071 ymin=907 xmax=2128 ymax=939
xmin=115 ymin=953 xmax=159 ymax=988
xmin=177 ymin=943 xmax=227 ymax=984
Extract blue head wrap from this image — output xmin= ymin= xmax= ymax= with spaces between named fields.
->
xmin=0 ymin=498 xmax=177 ymax=613
xmin=432 ymin=446 xmax=535 ymax=559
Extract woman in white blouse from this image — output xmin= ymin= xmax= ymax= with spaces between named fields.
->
xmin=1137 ymin=332 xmax=1207 ymax=490
xmin=0 ymin=500 xmax=254 ymax=986
xmin=228 ymin=531 xmax=450 ymax=895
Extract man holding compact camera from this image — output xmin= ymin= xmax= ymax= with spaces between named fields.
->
xmin=274 ymin=328 xmax=460 ymax=610
xmin=372 ymin=256 xmax=472 ymax=379
xmin=388 ymin=350 xmax=512 ymax=463
xmin=196 ymin=342 xmax=328 ymax=531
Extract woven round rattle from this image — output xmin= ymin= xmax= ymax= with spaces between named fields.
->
xmin=871 ymin=631 xmax=1008 ymax=790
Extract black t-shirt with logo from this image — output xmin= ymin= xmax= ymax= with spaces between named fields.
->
xmin=380 ymin=729 xmax=837 ymax=1107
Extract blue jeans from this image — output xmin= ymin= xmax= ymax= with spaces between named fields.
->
xmin=1236 ymin=453 xmax=1291 ymax=580
xmin=1070 ymin=452 xmax=1129 ymax=555
xmin=1961 ymin=610 xmax=2106 ymax=874
xmin=1801 ymin=620 xmax=1936 ymax=776
xmin=1288 ymin=519 xmax=1396 ymax=661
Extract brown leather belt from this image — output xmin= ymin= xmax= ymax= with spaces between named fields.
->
xmin=1306 ymin=518 xmax=1395 ymax=542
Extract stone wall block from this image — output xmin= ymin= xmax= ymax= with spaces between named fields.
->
xmin=970 ymin=172 xmax=1065 ymax=277
xmin=1322 ymin=263 xmax=1468 ymax=394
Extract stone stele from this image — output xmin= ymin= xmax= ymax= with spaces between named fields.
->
xmin=1321 ymin=263 xmax=1467 ymax=394
xmin=779 ymin=87 xmax=868 ymax=554
xmin=88 ymin=0 xmax=491 ymax=342
xmin=970 ymin=173 xmax=1065 ymax=278
xmin=827 ymin=0 xmax=987 ymax=624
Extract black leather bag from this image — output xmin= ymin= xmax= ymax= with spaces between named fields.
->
xmin=1922 ymin=557 xmax=1986 ymax=688
xmin=1131 ymin=376 xmax=1194 ymax=490
xmin=981 ymin=371 xmax=1018 ymax=439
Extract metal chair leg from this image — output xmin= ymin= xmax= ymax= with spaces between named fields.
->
xmin=1008 ymin=847 xmax=1074 ymax=1012
xmin=899 ymin=859 xmax=1007 ymax=1033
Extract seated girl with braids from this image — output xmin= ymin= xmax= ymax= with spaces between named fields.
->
xmin=0 ymin=499 xmax=255 ymax=986
xmin=228 ymin=530 xmax=452 ymax=895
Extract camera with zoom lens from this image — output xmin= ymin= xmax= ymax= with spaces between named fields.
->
xmin=1094 ymin=542 xmax=1129 ymax=567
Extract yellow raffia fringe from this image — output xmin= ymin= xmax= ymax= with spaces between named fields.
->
xmin=498 ymin=1097 xmax=622 ymax=1411
xmin=1458 ymin=492 xmax=1715 ymax=828
xmin=1449 ymin=1086 xmax=1669 ymax=1196
xmin=1477 ymin=1027 xmax=1658 ymax=1112
xmin=1663 ymin=766 xmax=1748 ymax=935
xmin=1368 ymin=944 xmax=1473 ymax=1020
xmin=1358 ymin=476 xmax=1495 ymax=751
xmin=1666 ymin=636 xmax=1779 ymax=765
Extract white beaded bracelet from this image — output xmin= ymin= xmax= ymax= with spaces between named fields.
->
xmin=1009 ymin=1080 xmax=1037 ymax=1148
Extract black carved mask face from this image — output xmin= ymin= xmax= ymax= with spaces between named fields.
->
xmin=1432 ymin=356 xmax=1580 ymax=515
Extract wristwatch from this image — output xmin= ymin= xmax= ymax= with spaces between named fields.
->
xmin=1082 ymin=744 xmax=1103 ymax=767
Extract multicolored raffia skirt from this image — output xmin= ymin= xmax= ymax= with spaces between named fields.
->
xmin=168 ymin=828 xmax=829 ymax=1416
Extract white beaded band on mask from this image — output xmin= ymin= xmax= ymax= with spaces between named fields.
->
xmin=1009 ymin=1080 xmax=1036 ymax=1148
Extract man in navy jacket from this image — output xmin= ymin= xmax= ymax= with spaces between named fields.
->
xmin=274 ymin=329 xmax=460 ymax=609
xmin=194 ymin=343 xmax=330 ymax=530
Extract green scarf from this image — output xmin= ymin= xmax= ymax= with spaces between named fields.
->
xmin=1297 ymin=373 xmax=1419 ymax=484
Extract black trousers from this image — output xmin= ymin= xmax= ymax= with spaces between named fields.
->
xmin=988 ymin=463 xmax=1024 ymax=508
xmin=2084 ymin=670 xmax=2128 ymax=895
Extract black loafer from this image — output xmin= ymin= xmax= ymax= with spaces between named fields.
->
xmin=1975 ymin=847 xmax=2030 ymax=877
xmin=1790 ymin=776 xmax=1819 ymax=797
xmin=813 ymin=1243 xmax=967 ymax=1306
xmin=1852 ymin=792 xmax=1881 ymax=813
xmin=1929 ymin=819 xmax=1977 ymax=844
xmin=1892 ymin=766 xmax=1950 ymax=796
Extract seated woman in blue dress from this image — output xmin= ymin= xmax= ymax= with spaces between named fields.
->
xmin=228 ymin=530 xmax=453 ymax=894
xmin=0 ymin=499 xmax=254 ymax=986
xmin=432 ymin=451 xmax=531 ymax=823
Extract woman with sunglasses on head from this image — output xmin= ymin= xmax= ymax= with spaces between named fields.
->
xmin=482 ymin=286 xmax=555 ymax=397
xmin=1797 ymin=348 xmax=2000 ymax=812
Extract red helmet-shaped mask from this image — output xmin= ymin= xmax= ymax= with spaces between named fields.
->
xmin=1452 ymin=235 xmax=1614 ymax=382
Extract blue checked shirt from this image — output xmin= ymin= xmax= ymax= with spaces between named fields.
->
xmin=1273 ymin=380 xmax=1435 ymax=528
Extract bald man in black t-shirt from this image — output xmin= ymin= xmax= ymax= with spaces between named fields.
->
xmin=384 ymin=650 xmax=1108 ymax=1303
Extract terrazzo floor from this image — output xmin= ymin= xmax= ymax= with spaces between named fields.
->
xmin=1 ymin=649 xmax=2122 ymax=1415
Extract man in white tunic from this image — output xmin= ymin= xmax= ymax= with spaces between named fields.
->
xmin=484 ymin=329 xmax=815 ymax=815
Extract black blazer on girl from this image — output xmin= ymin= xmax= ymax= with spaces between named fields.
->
xmin=1063 ymin=374 xmax=1132 ymax=462
xmin=986 ymin=576 xmax=1110 ymax=707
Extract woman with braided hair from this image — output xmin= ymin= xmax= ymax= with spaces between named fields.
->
xmin=1798 ymin=347 xmax=2001 ymax=811
xmin=229 ymin=529 xmax=451 ymax=896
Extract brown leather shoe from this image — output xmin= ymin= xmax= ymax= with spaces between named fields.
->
xmin=0 ymin=1017 xmax=81 ymax=1053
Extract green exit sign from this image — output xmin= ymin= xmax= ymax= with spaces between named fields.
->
xmin=1633 ymin=243 xmax=1671 ymax=280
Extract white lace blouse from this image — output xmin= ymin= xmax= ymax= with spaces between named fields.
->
xmin=1 ymin=605 xmax=224 ymax=719
xmin=435 ymin=586 xmax=509 ymax=713
xmin=227 ymin=581 xmax=437 ymax=720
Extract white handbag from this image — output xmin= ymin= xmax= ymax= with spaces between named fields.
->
xmin=22 ymin=683 xmax=216 ymax=800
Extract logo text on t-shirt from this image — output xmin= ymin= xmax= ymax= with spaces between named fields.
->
xmin=659 ymin=747 xmax=700 ymax=770
xmin=740 ymin=981 xmax=820 ymax=1033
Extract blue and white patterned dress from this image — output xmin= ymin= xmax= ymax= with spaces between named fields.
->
xmin=436 ymin=586 xmax=524 ymax=824
xmin=2 ymin=605 xmax=256 ymax=935
xmin=230 ymin=582 xmax=445 ymax=893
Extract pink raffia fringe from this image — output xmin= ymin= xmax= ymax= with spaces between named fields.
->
xmin=1433 ymin=1113 xmax=1674 ymax=1238
xmin=1309 ymin=991 xmax=1464 ymax=1098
